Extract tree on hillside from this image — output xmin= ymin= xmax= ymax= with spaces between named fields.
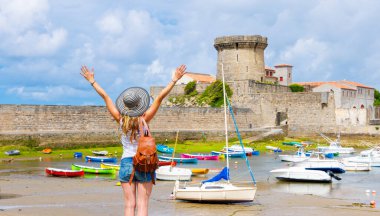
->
xmin=375 ymin=89 xmax=380 ymax=106
xmin=289 ymin=84 xmax=304 ymax=92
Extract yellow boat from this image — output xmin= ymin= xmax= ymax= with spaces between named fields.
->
xmin=100 ymin=163 xmax=120 ymax=171
xmin=190 ymin=168 xmax=209 ymax=176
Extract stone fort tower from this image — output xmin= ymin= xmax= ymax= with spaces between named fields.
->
xmin=214 ymin=35 xmax=268 ymax=82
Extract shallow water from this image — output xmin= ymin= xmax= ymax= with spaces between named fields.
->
xmin=0 ymin=152 xmax=379 ymax=210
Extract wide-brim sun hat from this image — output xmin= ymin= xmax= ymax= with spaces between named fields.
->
xmin=116 ymin=87 xmax=150 ymax=117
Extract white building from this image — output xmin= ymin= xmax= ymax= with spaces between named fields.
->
xmin=296 ymin=80 xmax=374 ymax=109
xmin=264 ymin=64 xmax=293 ymax=86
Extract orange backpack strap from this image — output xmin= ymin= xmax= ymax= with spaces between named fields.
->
xmin=151 ymin=172 xmax=155 ymax=185
xmin=129 ymin=168 xmax=136 ymax=185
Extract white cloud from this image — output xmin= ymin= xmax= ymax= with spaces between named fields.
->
xmin=0 ymin=0 xmax=67 ymax=57
xmin=6 ymin=85 xmax=87 ymax=101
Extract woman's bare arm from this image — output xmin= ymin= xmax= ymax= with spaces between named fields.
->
xmin=144 ymin=64 xmax=187 ymax=122
xmin=80 ymin=66 xmax=121 ymax=122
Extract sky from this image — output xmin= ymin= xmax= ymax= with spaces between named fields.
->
xmin=1 ymin=0 xmax=380 ymax=105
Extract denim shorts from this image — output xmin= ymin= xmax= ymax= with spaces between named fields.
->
xmin=119 ymin=157 xmax=156 ymax=183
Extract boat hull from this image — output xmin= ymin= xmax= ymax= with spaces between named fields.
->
xmin=46 ymin=168 xmax=84 ymax=177
xmin=210 ymin=151 xmax=245 ymax=158
xmin=85 ymin=156 xmax=117 ymax=163
xmin=181 ymin=153 xmax=219 ymax=160
xmin=173 ymin=181 xmax=256 ymax=203
xmin=100 ymin=163 xmax=120 ymax=171
xmin=157 ymin=144 xmax=174 ymax=154
xmin=158 ymin=156 xmax=198 ymax=164
xmin=71 ymin=164 xmax=115 ymax=174
xmin=4 ymin=150 xmax=20 ymax=156
xmin=155 ymin=166 xmax=192 ymax=181
xmin=278 ymin=155 xmax=308 ymax=162
xmin=295 ymin=159 xmax=346 ymax=173
xmin=270 ymin=167 xmax=332 ymax=183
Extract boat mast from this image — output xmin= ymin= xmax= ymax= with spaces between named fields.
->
xmin=221 ymin=50 xmax=230 ymax=183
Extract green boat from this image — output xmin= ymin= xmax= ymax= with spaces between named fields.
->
xmin=71 ymin=164 xmax=115 ymax=174
xmin=282 ymin=141 xmax=301 ymax=146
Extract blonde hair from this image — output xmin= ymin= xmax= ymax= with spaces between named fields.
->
xmin=121 ymin=116 xmax=140 ymax=142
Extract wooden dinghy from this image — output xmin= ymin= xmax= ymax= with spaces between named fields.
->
xmin=85 ymin=156 xmax=117 ymax=163
xmin=46 ymin=167 xmax=84 ymax=177
xmin=71 ymin=164 xmax=115 ymax=174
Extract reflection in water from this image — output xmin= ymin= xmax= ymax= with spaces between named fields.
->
xmin=0 ymin=193 xmax=22 ymax=200
xmin=83 ymin=173 xmax=116 ymax=180
xmin=270 ymin=182 xmax=332 ymax=196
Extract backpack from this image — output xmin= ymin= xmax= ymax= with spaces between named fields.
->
xmin=129 ymin=118 xmax=159 ymax=184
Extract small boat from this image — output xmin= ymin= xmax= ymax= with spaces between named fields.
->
xmin=266 ymin=146 xmax=282 ymax=153
xmin=270 ymin=167 xmax=340 ymax=183
xmin=211 ymin=151 xmax=245 ymax=158
xmin=341 ymin=160 xmax=371 ymax=171
xmin=74 ymin=152 xmax=83 ymax=158
xmin=158 ymin=155 xmax=198 ymax=164
xmin=45 ymin=167 xmax=84 ymax=177
xmin=157 ymin=144 xmax=174 ymax=154
xmin=224 ymin=144 xmax=255 ymax=156
xmin=294 ymin=153 xmax=346 ymax=173
xmin=180 ymin=153 xmax=219 ymax=160
xmin=155 ymin=165 xmax=192 ymax=181
xmin=92 ymin=150 xmax=108 ymax=156
xmin=100 ymin=163 xmax=120 ymax=171
xmin=282 ymin=141 xmax=301 ymax=146
xmin=190 ymin=168 xmax=209 ymax=176
xmin=345 ymin=147 xmax=380 ymax=167
xmin=85 ymin=156 xmax=117 ymax=163
xmin=42 ymin=148 xmax=52 ymax=154
xmin=278 ymin=147 xmax=309 ymax=162
xmin=71 ymin=164 xmax=115 ymax=174
xmin=4 ymin=150 xmax=20 ymax=156
xmin=158 ymin=160 xmax=177 ymax=167
xmin=317 ymin=133 xmax=355 ymax=154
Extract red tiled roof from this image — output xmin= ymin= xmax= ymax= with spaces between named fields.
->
xmin=339 ymin=80 xmax=374 ymax=89
xmin=265 ymin=66 xmax=275 ymax=71
xmin=184 ymin=72 xmax=216 ymax=83
xmin=294 ymin=81 xmax=356 ymax=90
xmin=275 ymin=64 xmax=293 ymax=67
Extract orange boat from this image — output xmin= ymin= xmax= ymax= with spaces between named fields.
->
xmin=42 ymin=148 xmax=52 ymax=154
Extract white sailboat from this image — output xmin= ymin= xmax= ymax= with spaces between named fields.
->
xmin=172 ymin=57 xmax=257 ymax=203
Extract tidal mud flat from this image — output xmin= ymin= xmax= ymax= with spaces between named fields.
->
xmin=0 ymin=155 xmax=379 ymax=216
xmin=0 ymin=174 xmax=378 ymax=216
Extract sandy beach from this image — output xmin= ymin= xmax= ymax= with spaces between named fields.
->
xmin=1 ymin=171 xmax=379 ymax=216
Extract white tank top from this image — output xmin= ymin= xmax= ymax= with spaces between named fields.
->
xmin=120 ymin=120 xmax=140 ymax=159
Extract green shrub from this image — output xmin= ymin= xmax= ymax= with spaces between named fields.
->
xmin=197 ymin=80 xmax=233 ymax=107
xmin=375 ymin=89 xmax=380 ymax=106
xmin=184 ymin=81 xmax=197 ymax=95
xmin=289 ymin=84 xmax=304 ymax=92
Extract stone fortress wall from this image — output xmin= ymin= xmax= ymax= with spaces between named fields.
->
xmin=1 ymin=34 xmax=378 ymax=147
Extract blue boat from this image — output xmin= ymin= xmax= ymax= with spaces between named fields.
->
xmin=211 ymin=151 xmax=245 ymax=158
xmin=252 ymin=150 xmax=260 ymax=156
xmin=74 ymin=152 xmax=83 ymax=158
xmin=157 ymin=144 xmax=174 ymax=154
xmin=324 ymin=153 xmax=334 ymax=159
xmin=158 ymin=155 xmax=198 ymax=164
xmin=85 ymin=156 xmax=117 ymax=163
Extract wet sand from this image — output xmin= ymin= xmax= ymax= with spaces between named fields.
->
xmin=1 ymin=173 xmax=379 ymax=216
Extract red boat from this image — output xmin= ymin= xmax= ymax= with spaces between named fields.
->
xmin=158 ymin=160 xmax=177 ymax=167
xmin=45 ymin=167 xmax=84 ymax=177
